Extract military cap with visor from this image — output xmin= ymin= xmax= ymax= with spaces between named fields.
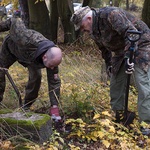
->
xmin=70 ymin=6 xmax=91 ymax=31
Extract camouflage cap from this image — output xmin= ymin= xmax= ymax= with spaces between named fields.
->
xmin=70 ymin=6 xmax=91 ymax=31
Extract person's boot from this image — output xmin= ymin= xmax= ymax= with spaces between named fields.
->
xmin=22 ymin=99 xmax=35 ymax=111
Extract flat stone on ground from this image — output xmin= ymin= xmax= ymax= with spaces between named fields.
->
xmin=0 ymin=109 xmax=52 ymax=143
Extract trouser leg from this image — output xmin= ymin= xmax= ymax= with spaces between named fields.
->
xmin=24 ymin=65 xmax=42 ymax=107
xmin=134 ymin=65 xmax=150 ymax=124
xmin=110 ymin=63 xmax=127 ymax=111
xmin=0 ymin=69 xmax=6 ymax=102
xmin=0 ymin=38 xmax=16 ymax=103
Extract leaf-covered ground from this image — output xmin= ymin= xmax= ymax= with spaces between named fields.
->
xmin=0 ymin=37 xmax=150 ymax=149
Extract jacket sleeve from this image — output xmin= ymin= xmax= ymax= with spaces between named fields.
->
xmin=46 ymin=67 xmax=61 ymax=106
xmin=95 ymin=41 xmax=112 ymax=68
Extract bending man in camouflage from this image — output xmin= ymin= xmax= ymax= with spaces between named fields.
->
xmin=0 ymin=17 xmax=62 ymax=122
xmin=71 ymin=6 xmax=150 ymax=136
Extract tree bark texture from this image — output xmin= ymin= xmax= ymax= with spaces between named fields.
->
xmin=126 ymin=0 xmax=129 ymax=10
xmin=142 ymin=0 xmax=150 ymax=28
xmin=82 ymin=0 xmax=93 ymax=7
xmin=57 ymin=0 xmax=76 ymax=43
xmin=28 ymin=0 xmax=51 ymax=39
xmin=18 ymin=0 xmax=29 ymax=27
xmin=50 ymin=0 xmax=59 ymax=43
xmin=113 ymin=0 xmax=120 ymax=7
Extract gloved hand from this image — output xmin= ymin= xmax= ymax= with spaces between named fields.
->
xmin=125 ymin=58 xmax=135 ymax=74
xmin=106 ymin=65 xmax=112 ymax=77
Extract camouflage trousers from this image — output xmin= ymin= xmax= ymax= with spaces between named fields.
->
xmin=110 ymin=63 xmax=150 ymax=124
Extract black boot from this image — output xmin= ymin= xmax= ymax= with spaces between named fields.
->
xmin=22 ymin=99 xmax=35 ymax=110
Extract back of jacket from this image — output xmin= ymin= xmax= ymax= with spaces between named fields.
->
xmin=1 ymin=18 xmax=48 ymax=68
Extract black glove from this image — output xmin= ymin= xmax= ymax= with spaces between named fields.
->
xmin=125 ymin=58 xmax=134 ymax=74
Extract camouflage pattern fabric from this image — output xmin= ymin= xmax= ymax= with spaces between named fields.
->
xmin=10 ymin=18 xmax=48 ymax=47
xmin=0 ymin=18 xmax=61 ymax=106
xmin=91 ymin=7 xmax=150 ymax=75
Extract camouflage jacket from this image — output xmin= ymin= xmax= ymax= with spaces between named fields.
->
xmin=91 ymin=7 xmax=150 ymax=75
xmin=0 ymin=18 xmax=58 ymax=72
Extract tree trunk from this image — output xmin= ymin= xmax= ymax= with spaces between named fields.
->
xmin=45 ymin=0 xmax=50 ymax=14
xmin=92 ymin=0 xmax=102 ymax=7
xmin=57 ymin=0 xmax=76 ymax=43
xmin=142 ymin=0 xmax=150 ymax=28
xmin=18 ymin=0 xmax=29 ymax=27
xmin=82 ymin=0 xmax=93 ymax=7
xmin=28 ymin=0 xmax=51 ymax=39
xmin=126 ymin=0 xmax=129 ymax=10
xmin=113 ymin=0 xmax=120 ymax=7
xmin=50 ymin=0 xmax=59 ymax=43
xmin=109 ymin=0 xmax=113 ymax=6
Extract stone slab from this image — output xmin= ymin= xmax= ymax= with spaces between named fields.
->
xmin=0 ymin=109 xmax=52 ymax=143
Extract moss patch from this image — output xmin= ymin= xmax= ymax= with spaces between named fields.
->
xmin=0 ymin=110 xmax=51 ymax=129
xmin=0 ymin=109 xmax=52 ymax=143
xmin=0 ymin=108 xmax=13 ymax=114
